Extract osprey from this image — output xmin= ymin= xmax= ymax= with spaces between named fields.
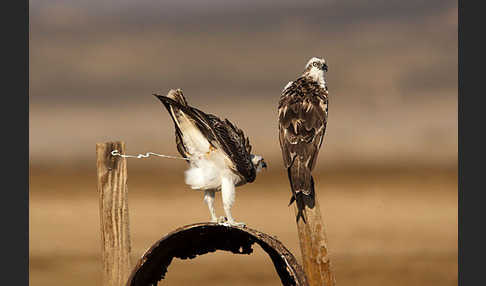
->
xmin=154 ymin=89 xmax=267 ymax=226
xmin=278 ymin=57 xmax=329 ymax=223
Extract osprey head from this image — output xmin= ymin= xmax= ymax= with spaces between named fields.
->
xmin=303 ymin=57 xmax=328 ymax=89
xmin=251 ymin=154 xmax=267 ymax=173
xmin=305 ymin=57 xmax=328 ymax=72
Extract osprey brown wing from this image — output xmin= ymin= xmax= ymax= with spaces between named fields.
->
xmin=278 ymin=77 xmax=328 ymax=171
xmin=278 ymin=76 xmax=328 ymax=223
xmin=154 ymin=94 xmax=256 ymax=183
xmin=185 ymin=110 xmax=255 ymax=183
xmin=205 ymin=115 xmax=256 ymax=184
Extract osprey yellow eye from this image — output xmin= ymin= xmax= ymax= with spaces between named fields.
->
xmin=313 ymin=62 xmax=318 ymax=67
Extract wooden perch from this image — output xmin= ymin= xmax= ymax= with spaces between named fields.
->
xmin=97 ymin=141 xmax=132 ymax=286
xmin=126 ymin=223 xmax=309 ymax=286
xmin=293 ymin=198 xmax=336 ymax=286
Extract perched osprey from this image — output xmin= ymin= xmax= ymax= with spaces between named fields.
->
xmin=278 ymin=57 xmax=329 ymax=222
xmin=154 ymin=89 xmax=267 ymax=226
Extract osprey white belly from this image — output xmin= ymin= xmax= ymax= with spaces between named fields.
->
xmin=175 ymin=112 xmax=238 ymax=190
xmin=184 ymin=150 xmax=238 ymax=191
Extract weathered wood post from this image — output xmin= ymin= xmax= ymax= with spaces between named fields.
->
xmin=96 ymin=141 xmax=132 ymax=286
xmin=293 ymin=198 xmax=336 ymax=286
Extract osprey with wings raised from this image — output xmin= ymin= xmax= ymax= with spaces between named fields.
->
xmin=154 ymin=89 xmax=267 ymax=226
xmin=278 ymin=57 xmax=329 ymax=223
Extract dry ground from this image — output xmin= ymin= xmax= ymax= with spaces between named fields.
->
xmin=30 ymin=167 xmax=457 ymax=286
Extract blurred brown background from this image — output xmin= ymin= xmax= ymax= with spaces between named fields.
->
xmin=30 ymin=1 xmax=457 ymax=285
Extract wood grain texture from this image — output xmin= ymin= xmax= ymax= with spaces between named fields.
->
xmin=294 ymin=199 xmax=336 ymax=286
xmin=96 ymin=142 xmax=132 ymax=286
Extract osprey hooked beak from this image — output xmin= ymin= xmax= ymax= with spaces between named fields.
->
xmin=322 ymin=64 xmax=328 ymax=72
xmin=261 ymin=159 xmax=267 ymax=169
xmin=251 ymin=154 xmax=267 ymax=171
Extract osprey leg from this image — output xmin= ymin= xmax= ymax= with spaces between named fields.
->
xmin=204 ymin=190 xmax=217 ymax=223
xmin=221 ymin=176 xmax=245 ymax=226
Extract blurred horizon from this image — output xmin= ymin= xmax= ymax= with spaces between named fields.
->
xmin=30 ymin=0 xmax=457 ymax=170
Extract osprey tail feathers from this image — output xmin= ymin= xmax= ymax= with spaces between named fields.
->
xmin=287 ymin=157 xmax=315 ymax=223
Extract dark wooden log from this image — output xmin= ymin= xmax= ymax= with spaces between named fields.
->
xmin=126 ymin=223 xmax=309 ymax=286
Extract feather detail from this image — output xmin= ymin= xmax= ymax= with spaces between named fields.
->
xmin=154 ymin=90 xmax=256 ymax=184
xmin=278 ymin=75 xmax=328 ymax=223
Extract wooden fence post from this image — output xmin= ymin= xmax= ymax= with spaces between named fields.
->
xmin=96 ymin=141 xmax=132 ymax=286
xmin=293 ymin=198 xmax=336 ymax=286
